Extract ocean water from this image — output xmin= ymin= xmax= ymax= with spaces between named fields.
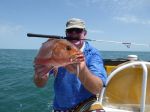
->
xmin=0 ymin=49 xmax=150 ymax=112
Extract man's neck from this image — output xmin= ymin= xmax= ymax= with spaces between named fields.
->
xmin=80 ymin=42 xmax=85 ymax=52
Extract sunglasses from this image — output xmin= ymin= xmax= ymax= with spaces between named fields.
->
xmin=66 ymin=28 xmax=84 ymax=34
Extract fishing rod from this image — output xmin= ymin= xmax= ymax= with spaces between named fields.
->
xmin=27 ymin=33 xmax=95 ymax=41
xmin=27 ymin=33 xmax=64 ymax=39
xmin=27 ymin=33 xmax=150 ymax=48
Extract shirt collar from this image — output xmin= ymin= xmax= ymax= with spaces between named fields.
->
xmin=80 ymin=42 xmax=85 ymax=52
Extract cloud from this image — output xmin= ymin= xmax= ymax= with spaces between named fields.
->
xmin=142 ymin=20 xmax=150 ymax=25
xmin=0 ymin=23 xmax=23 ymax=37
xmin=86 ymin=0 xmax=101 ymax=4
xmin=64 ymin=0 xmax=78 ymax=8
xmin=88 ymin=29 xmax=104 ymax=34
xmin=65 ymin=0 xmax=150 ymax=17
xmin=113 ymin=15 xmax=150 ymax=25
xmin=114 ymin=15 xmax=139 ymax=23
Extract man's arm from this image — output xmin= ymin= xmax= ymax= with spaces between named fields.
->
xmin=65 ymin=52 xmax=107 ymax=95
xmin=78 ymin=63 xmax=103 ymax=95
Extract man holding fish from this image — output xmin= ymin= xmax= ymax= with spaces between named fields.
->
xmin=34 ymin=18 xmax=107 ymax=112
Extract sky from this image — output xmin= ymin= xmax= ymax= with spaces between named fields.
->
xmin=0 ymin=0 xmax=150 ymax=51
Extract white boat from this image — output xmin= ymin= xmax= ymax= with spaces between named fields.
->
xmin=99 ymin=59 xmax=150 ymax=112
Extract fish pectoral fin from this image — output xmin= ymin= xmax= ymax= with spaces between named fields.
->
xmin=51 ymin=66 xmax=58 ymax=77
xmin=76 ymin=64 xmax=80 ymax=77
xmin=49 ymin=66 xmax=54 ymax=71
xmin=54 ymin=70 xmax=58 ymax=77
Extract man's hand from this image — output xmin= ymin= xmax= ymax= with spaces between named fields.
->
xmin=34 ymin=64 xmax=53 ymax=88
xmin=34 ymin=64 xmax=52 ymax=77
xmin=65 ymin=52 xmax=86 ymax=75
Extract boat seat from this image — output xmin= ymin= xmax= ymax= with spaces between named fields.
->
xmin=103 ymin=61 xmax=150 ymax=111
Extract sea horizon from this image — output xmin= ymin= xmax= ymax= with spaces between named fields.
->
xmin=0 ymin=48 xmax=150 ymax=52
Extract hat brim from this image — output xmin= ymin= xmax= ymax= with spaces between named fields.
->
xmin=66 ymin=25 xmax=85 ymax=30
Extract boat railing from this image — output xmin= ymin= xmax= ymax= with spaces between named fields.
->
xmin=99 ymin=61 xmax=150 ymax=112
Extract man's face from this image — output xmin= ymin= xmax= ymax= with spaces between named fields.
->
xmin=66 ymin=28 xmax=86 ymax=49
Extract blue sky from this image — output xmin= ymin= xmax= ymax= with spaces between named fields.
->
xmin=0 ymin=0 xmax=150 ymax=51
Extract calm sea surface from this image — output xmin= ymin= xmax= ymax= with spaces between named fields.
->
xmin=0 ymin=49 xmax=150 ymax=112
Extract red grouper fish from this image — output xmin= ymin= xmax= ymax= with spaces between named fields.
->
xmin=34 ymin=39 xmax=82 ymax=76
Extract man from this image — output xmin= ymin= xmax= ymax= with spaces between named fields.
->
xmin=34 ymin=18 xmax=107 ymax=111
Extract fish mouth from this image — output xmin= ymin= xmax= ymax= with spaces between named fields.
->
xmin=69 ymin=54 xmax=77 ymax=63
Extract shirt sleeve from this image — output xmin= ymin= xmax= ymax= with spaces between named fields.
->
xmin=87 ymin=52 xmax=107 ymax=86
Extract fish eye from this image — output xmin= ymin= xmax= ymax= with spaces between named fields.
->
xmin=66 ymin=45 xmax=72 ymax=51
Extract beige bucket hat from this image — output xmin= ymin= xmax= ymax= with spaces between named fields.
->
xmin=66 ymin=18 xmax=86 ymax=29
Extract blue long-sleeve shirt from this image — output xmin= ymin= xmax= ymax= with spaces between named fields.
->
xmin=52 ymin=41 xmax=107 ymax=110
